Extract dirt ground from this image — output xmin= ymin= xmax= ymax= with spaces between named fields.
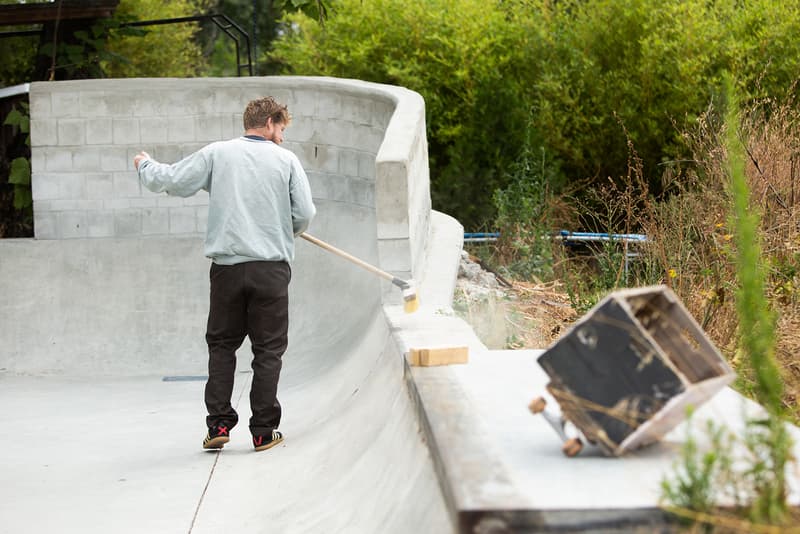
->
xmin=453 ymin=251 xmax=576 ymax=350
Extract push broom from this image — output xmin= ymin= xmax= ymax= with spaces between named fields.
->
xmin=300 ymin=233 xmax=420 ymax=313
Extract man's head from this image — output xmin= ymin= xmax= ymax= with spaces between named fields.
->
xmin=243 ymin=97 xmax=290 ymax=144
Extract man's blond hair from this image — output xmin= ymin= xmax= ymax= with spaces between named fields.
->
xmin=243 ymin=97 xmax=290 ymax=130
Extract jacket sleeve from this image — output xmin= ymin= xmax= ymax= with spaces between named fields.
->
xmin=137 ymin=148 xmax=212 ymax=198
xmin=289 ymin=155 xmax=316 ymax=235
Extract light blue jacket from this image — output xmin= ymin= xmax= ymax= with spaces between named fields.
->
xmin=137 ymin=136 xmax=316 ymax=265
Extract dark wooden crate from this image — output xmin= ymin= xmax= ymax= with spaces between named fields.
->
xmin=537 ymin=285 xmax=735 ymax=455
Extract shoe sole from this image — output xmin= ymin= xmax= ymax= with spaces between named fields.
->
xmin=203 ymin=436 xmax=230 ymax=449
xmin=254 ymin=436 xmax=284 ymax=452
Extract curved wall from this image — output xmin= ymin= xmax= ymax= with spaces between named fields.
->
xmin=1 ymin=76 xmax=432 ymax=375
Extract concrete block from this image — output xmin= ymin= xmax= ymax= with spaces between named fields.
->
xmin=86 ymin=173 xmax=113 ymax=199
xmin=59 ymin=173 xmax=87 ymax=200
xmin=112 ymin=118 xmax=140 ymax=145
xmin=79 ymin=91 xmax=111 ymax=117
xmin=30 ymin=149 xmax=45 ymax=174
xmin=156 ymin=196 xmax=186 ymax=208
xmin=357 ymin=152 xmax=376 ymax=181
xmin=377 ymin=238 xmax=412 ymax=273
xmin=220 ymin=113 xmax=240 ymax=140
xmin=57 ymin=119 xmax=85 ymax=146
xmin=45 ymin=149 xmax=72 ymax=172
xmin=131 ymin=94 xmax=165 ymax=116
xmin=34 ymin=210 xmax=58 ymax=239
xmin=311 ymin=144 xmax=339 ymax=174
xmin=326 ymin=120 xmax=354 ymax=149
xmin=341 ymin=95 xmax=377 ymax=125
xmin=338 ymin=149 xmax=360 ymax=177
xmin=72 ymin=147 xmax=102 ymax=171
xmin=169 ymin=207 xmax=196 ymax=234
xmin=31 ymin=173 xmax=60 ymax=201
xmin=408 ymin=346 xmax=468 ymax=367
xmin=113 ymin=172 xmax=141 ymax=198
xmin=349 ymin=178 xmax=374 ymax=207
xmin=213 ymin=87 xmax=246 ymax=113
xmin=196 ymin=205 xmax=208 ymax=233
xmin=195 ymin=115 xmax=222 ymax=142
xmin=182 ymin=190 xmax=209 ymax=206
xmin=28 ymin=91 xmax=51 ymax=117
xmin=114 ymin=209 xmax=142 ymax=236
xmin=313 ymin=91 xmax=342 ymax=120
xmin=142 ymin=207 xmax=170 ymax=235
xmin=105 ymin=198 xmax=131 ymax=210
xmin=87 ymin=210 xmax=115 ymax=238
xmin=130 ymin=197 xmax=158 ymax=208
xmin=354 ymin=125 xmax=385 ymax=154
xmin=180 ymin=144 xmax=205 ymax=159
xmin=287 ymin=118 xmax=315 ymax=143
xmin=30 ymin=119 xmax=58 ymax=147
xmin=98 ymin=93 xmax=136 ymax=116
xmin=50 ymin=92 xmax=79 ymax=118
xmin=85 ymin=118 xmax=113 ymax=145
xmin=167 ymin=116 xmax=195 ymax=143
xmin=152 ymin=144 xmax=183 ymax=164
xmin=139 ymin=117 xmax=169 ymax=144
xmin=100 ymin=147 xmax=128 ymax=172
xmin=49 ymin=199 xmax=102 ymax=211
xmin=375 ymin=161 xmax=410 ymax=239
xmin=305 ymin=171 xmax=331 ymax=201
xmin=59 ymin=211 xmax=88 ymax=239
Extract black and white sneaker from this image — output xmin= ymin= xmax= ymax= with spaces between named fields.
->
xmin=253 ymin=429 xmax=283 ymax=451
xmin=203 ymin=424 xmax=231 ymax=449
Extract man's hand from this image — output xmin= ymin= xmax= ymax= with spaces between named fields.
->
xmin=133 ymin=151 xmax=151 ymax=170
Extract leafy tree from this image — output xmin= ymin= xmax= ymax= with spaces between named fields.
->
xmin=272 ymin=0 xmax=531 ymax=226
xmin=103 ymin=0 xmax=208 ymax=78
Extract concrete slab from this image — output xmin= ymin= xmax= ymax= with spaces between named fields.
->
xmin=406 ymin=347 xmax=800 ymax=532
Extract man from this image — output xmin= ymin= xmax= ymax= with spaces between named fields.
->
xmin=134 ymin=97 xmax=316 ymax=452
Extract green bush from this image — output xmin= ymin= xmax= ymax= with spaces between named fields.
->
xmin=271 ymin=0 xmax=800 ymax=230
xmin=271 ymin=0 xmax=532 ymax=226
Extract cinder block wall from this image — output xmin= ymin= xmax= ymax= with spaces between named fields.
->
xmin=28 ymin=76 xmax=430 ymax=285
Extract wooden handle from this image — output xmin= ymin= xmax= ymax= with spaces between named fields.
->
xmin=299 ymin=233 xmax=394 ymax=283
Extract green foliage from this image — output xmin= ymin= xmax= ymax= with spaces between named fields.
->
xmin=0 ymin=36 xmax=37 ymax=86
xmin=271 ymin=0 xmax=532 ymax=226
xmin=2 ymin=103 xmax=32 ymax=211
xmin=493 ymin=141 xmax=558 ymax=281
xmin=660 ymin=78 xmax=795 ymax=531
xmin=725 ymin=77 xmax=792 ymax=524
xmin=725 ymin=79 xmax=783 ymax=418
xmin=661 ymin=410 xmax=734 ymax=521
xmin=103 ymin=0 xmax=207 ymax=78
xmin=270 ymin=0 xmax=800 ymax=231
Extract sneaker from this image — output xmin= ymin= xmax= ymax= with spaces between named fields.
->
xmin=253 ymin=429 xmax=283 ymax=451
xmin=203 ymin=424 xmax=231 ymax=449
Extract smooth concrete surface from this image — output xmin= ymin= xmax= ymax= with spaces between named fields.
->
xmin=0 ymin=210 xmax=457 ymax=534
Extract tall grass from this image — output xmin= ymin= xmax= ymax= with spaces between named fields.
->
xmin=654 ymin=80 xmax=796 ymax=529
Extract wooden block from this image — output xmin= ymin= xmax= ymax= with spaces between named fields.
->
xmin=408 ymin=346 xmax=469 ymax=367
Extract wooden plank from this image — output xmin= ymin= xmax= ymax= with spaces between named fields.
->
xmin=409 ymin=346 xmax=469 ymax=367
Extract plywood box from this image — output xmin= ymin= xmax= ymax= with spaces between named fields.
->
xmin=537 ymin=285 xmax=735 ymax=456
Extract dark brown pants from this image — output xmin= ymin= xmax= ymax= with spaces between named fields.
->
xmin=205 ymin=261 xmax=290 ymax=436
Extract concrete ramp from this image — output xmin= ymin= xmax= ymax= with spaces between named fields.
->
xmin=0 ymin=77 xmax=453 ymax=533
xmin=0 ymin=214 xmax=454 ymax=533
